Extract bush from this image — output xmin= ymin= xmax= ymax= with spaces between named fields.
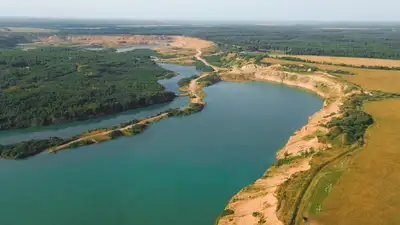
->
xmin=177 ymin=75 xmax=199 ymax=87
xmin=0 ymin=137 xmax=65 ymax=159
xmin=197 ymin=73 xmax=221 ymax=86
xmin=221 ymin=209 xmax=235 ymax=217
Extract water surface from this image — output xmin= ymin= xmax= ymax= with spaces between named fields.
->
xmin=0 ymin=65 xmax=323 ymax=225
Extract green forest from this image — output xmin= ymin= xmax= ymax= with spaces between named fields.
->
xmin=192 ymin=26 xmax=400 ymax=59
xmin=3 ymin=24 xmax=400 ymax=59
xmin=45 ymin=25 xmax=400 ymax=59
xmin=0 ymin=48 xmax=176 ymax=130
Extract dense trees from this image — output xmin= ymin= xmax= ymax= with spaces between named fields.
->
xmin=0 ymin=48 xmax=176 ymax=130
xmin=192 ymin=26 xmax=400 ymax=59
xmin=177 ymin=75 xmax=199 ymax=87
xmin=0 ymin=137 xmax=64 ymax=159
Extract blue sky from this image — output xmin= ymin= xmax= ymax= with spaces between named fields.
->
xmin=1 ymin=0 xmax=399 ymax=21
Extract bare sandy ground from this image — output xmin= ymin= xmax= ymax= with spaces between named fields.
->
xmin=170 ymin=36 xmax=214 ymax=49
xmin=216 ymin=63 xmax=346 ymax=225
xmin=37 ymin=35 xmax=214 ymax=50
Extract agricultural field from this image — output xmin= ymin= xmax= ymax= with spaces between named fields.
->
xmin=262 ymin=57 xmax=400 ymax=93
xmin=315 ymin=99 xmax=400 ymax=225
xmin=273 ymin=54 xmax=400 ymax=68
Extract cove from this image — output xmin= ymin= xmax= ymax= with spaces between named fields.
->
xmin=0 ymin=68 xmax=323 ymax=225
xmin=0 ymin=63 xmax=197 ymax=145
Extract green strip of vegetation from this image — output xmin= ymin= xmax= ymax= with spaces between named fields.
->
xmin=280 ymin=63 xmax=355 ymax=76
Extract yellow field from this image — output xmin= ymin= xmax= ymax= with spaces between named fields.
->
xmin=315 ymin=99 xmax=400 ymax=225
xmin=263 ymin=58 xmax=400 ymax=93
xmin=275 ymin=54 xmax=400 ymax=68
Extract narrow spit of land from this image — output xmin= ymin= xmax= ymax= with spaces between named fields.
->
xmin=50 ymin=113 xmax=169 ymax=152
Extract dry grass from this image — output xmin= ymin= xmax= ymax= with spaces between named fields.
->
xmin=315 ymin=99 xmax=400 ymax=225
xmin=277 ymin=54 xmax=400 ymax=68
xmin=154 ymin=47 xmax=196 ymax=58
xmin=80 ymin=129 xmax=109 ymax=138
xmin=263 ymin=58 xmax=400 ymax=93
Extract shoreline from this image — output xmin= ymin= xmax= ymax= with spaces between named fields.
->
xmin=0 ymin=46 xmax=214 ymax=159
xmin=216 ymin=64 xmax=346 ymax=225
xmin=48 ymin=71 xmax=210 ymax=154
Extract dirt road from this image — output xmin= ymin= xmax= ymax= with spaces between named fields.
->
xmin=195 ymin=49 xmax=220 ymax=72
xmin=50 ymin=113 xmax=169 ymax=152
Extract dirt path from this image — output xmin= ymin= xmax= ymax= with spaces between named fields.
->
xmin=195 ymin=48 xmax=221 ymax=72
xmin=50 ymin=113 xmax=169 ymax=152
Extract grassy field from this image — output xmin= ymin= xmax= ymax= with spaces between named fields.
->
xmin=262 ymin=58 xmax=400 ymax=93
xmin=314 ymin=99 xmax=400 ymax=225
xmin=265 ymin=55 xmax=400 ymax=225
xmin=274 ymin=54 xmax=400 ymax=68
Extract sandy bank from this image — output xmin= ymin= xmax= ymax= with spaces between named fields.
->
xmin=216 ymin=64 xmax=346 ymax=225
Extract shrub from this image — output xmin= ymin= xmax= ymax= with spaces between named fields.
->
xmin=221 ymin=209 xmax=235 ymax=217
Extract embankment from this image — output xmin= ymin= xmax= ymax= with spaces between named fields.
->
xmin=216 ymin=63 xmax=347 ymax=225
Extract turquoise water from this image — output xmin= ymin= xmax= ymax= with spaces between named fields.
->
xmin=0 ymin=64 xmax=323 ymax=225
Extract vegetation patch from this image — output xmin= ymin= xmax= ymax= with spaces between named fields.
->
xmin=220 ymin=209 xmax=235 ymax=217
xmin=0 ymin=48 xmax=176 ymax=130
xmin=177 ymin=75 xmax=199 ymax=87
xmin=274 ymin=149 xmax=316 ymax=168
xmin=193 ymin=59 xmax=214 ymax=72
xmin=0 ymin=137 xmax=64 ymax=159
xmin=203 ymin=53 xmax=228 ymax=67
xmin=197 ymin=72 xmax=221 ymax=86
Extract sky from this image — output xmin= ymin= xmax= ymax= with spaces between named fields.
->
xmin=1 ymin=0 xmax=399 ymax=21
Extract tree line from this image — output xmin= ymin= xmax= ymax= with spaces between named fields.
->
xmin=0 ymin=48 xmax=176 ymax=130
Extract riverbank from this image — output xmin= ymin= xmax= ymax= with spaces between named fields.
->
xmin=0 ymin=47 xmax=215 ymax=159
xmin=215 ymin=61 xmax=348 ymax=225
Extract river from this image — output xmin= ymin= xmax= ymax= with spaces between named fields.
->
xmin=0 ymin=63 xmax=323 ymax=225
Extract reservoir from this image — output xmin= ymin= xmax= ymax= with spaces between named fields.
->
xmin=0 ymin=64 xmax=323 ymax=225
